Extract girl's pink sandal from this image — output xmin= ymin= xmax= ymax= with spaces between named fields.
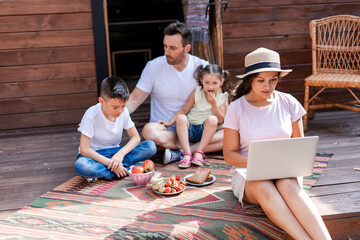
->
xmin=191 ymin=150 xmax=205 ymax=166
xmin=178 ymin=152 xmax=192 ymax=169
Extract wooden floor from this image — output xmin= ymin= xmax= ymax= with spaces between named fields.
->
xmin=305 ymin=110 xmax=360 ymax=239
xmin=0 ymin=110 xmax=359 ymax=239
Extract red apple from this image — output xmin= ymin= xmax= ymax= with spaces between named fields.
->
xmin=131 ymin=165 xmax=144 ymax=174
xmin=142 ymin=159 xmax=154 ymax=173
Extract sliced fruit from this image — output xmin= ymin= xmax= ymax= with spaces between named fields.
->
xmin=159 ymin=186 xmax=165 ymax=193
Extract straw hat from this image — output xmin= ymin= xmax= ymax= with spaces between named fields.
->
xmin=235 ymin=47 xmax=292 ymax=79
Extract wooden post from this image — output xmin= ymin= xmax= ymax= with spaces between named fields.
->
xmin=210 ymin=0 xmax=224 ymax=67
xmin=214 ymin=0 xmax=224 ymax=68
xmin=103 ymin=0 xmax=112 ymax=77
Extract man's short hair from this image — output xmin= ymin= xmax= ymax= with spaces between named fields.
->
xmin=163 ymin=21 xmax=192 ymax=47
xmin=100 ymin=76 xmax=129 ymax=101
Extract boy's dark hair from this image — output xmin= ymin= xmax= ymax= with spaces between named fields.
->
xmin=100 ymin=76 xmax=129 ymax=101
xmin=163 ymin=21 xmax=192 ymax=47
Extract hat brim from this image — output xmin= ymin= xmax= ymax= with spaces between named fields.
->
xmin=235 ymin=68 xmax=292 ymax=79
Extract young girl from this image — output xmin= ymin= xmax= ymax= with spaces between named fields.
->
xmin=223 ymin=48 xmax=331 ymax=239
xmin=158 ymin=64 xmax=230 ymax=168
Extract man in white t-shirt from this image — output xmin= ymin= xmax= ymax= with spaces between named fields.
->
xmin=127 ymin=21 xmax=224 ymax=164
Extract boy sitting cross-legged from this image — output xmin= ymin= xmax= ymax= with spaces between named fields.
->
xmin=75 ymin=76 xmax=157 ymax=182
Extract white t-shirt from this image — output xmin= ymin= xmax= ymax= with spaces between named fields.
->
xmin=136 ymin=54 xmax=208 ymax=122
xmin=223 ymin=90 xmax=306 ymax=207
xmin=78 ymin=103 xmax=135 ymax=151
xmin=224 ymin=90 xmax=306 ymax=155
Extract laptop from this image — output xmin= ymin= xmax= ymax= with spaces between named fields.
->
xmin=244 ymin=136 xmax=319 ymax=181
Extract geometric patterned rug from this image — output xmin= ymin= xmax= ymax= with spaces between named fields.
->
xmin=0 ymin=154 xmax=331 ymax=240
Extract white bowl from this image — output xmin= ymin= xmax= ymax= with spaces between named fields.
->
xmin=128 ymin=170 xmax=155 ymax=186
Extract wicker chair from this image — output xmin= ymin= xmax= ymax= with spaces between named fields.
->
xmin=303 ymin=15 xmax=360 ymax=131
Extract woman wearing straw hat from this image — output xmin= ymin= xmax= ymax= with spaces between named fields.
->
xmin=223 ymin=48 xmax=331 ymax=239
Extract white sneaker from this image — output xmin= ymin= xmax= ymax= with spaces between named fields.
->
xmin=162 ymin=149 xmax=171 ymax=164
xmin=85 ymin=177 xmax=98 ymax=183
xmin=162 ymin=149 xmax=183 ymax=164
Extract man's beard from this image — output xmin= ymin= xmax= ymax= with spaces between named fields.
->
xmin=165 ymin=56 xmax=175 ymax=65
xmin=166 ymin=52 xmax=185 ymax=65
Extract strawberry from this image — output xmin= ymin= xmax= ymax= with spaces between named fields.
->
xmin=164 ymin=187 xmax=171 ymax=193
xmin=169 ymin=177 xmax=175 ymax=183
xmin=165 ymin=181 xmax=172 ymax=188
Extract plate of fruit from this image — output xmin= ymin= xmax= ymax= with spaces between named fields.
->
xmin=150 ymin=173 xmax=187 ymax=195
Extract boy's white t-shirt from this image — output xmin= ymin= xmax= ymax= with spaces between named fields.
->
xmin=78 ymin=103 xmax=135 ymax=151
xmin=136 ymin=54 xmax=208 ymax=122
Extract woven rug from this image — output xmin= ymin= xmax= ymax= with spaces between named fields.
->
xmin=0 ymin=154 xmax=331 ymax=240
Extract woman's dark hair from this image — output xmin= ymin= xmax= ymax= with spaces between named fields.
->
xmin=163 ymin=21 xmax=192 ymax=47
xmin=194 ymin=64 xmax=231 ymax=95
xmin=232 ymin=74 xmax=258 ymax=101
xmin=100 ymin=76 xmax=129 ymax=101
xmin=232 ymin=72 xmax=281 ymax=101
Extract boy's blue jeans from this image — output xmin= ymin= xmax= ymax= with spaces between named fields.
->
xmin=75 ymin=140 xmax=157 ymax=180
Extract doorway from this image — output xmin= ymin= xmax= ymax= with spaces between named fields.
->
xmin=106 ymin=0 xmax=184 ymax=91
xmin=91 ymin=0 xmax=224 ymax=96
xmin=91 ymin=0 xmax=224 ymax=126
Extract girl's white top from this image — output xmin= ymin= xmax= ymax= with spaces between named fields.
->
xmin=187 ymin=86 xmax=228 ymax=125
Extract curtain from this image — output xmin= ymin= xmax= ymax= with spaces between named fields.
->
xmin=186 ymin=0 xmax=214 ymax=63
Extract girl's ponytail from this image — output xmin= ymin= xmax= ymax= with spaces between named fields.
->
xmin=194 ymin=65 xmax=205 ymax=84
xmin=220 ymin=69 xmax=231 ymax=95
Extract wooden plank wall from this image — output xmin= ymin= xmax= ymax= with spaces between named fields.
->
xmin=223 ymin=0 xmax=360 ymax=102
xmin=0 ymin=0 xmax=98 ymax=131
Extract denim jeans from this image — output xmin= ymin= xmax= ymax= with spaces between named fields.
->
xmin=167 ymin=123 xmax=177 ymax=133
xmin=188 ymin=123 xmax=204 ymax=143
xmin=74 ymin=140 xmax=157 ymax=179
